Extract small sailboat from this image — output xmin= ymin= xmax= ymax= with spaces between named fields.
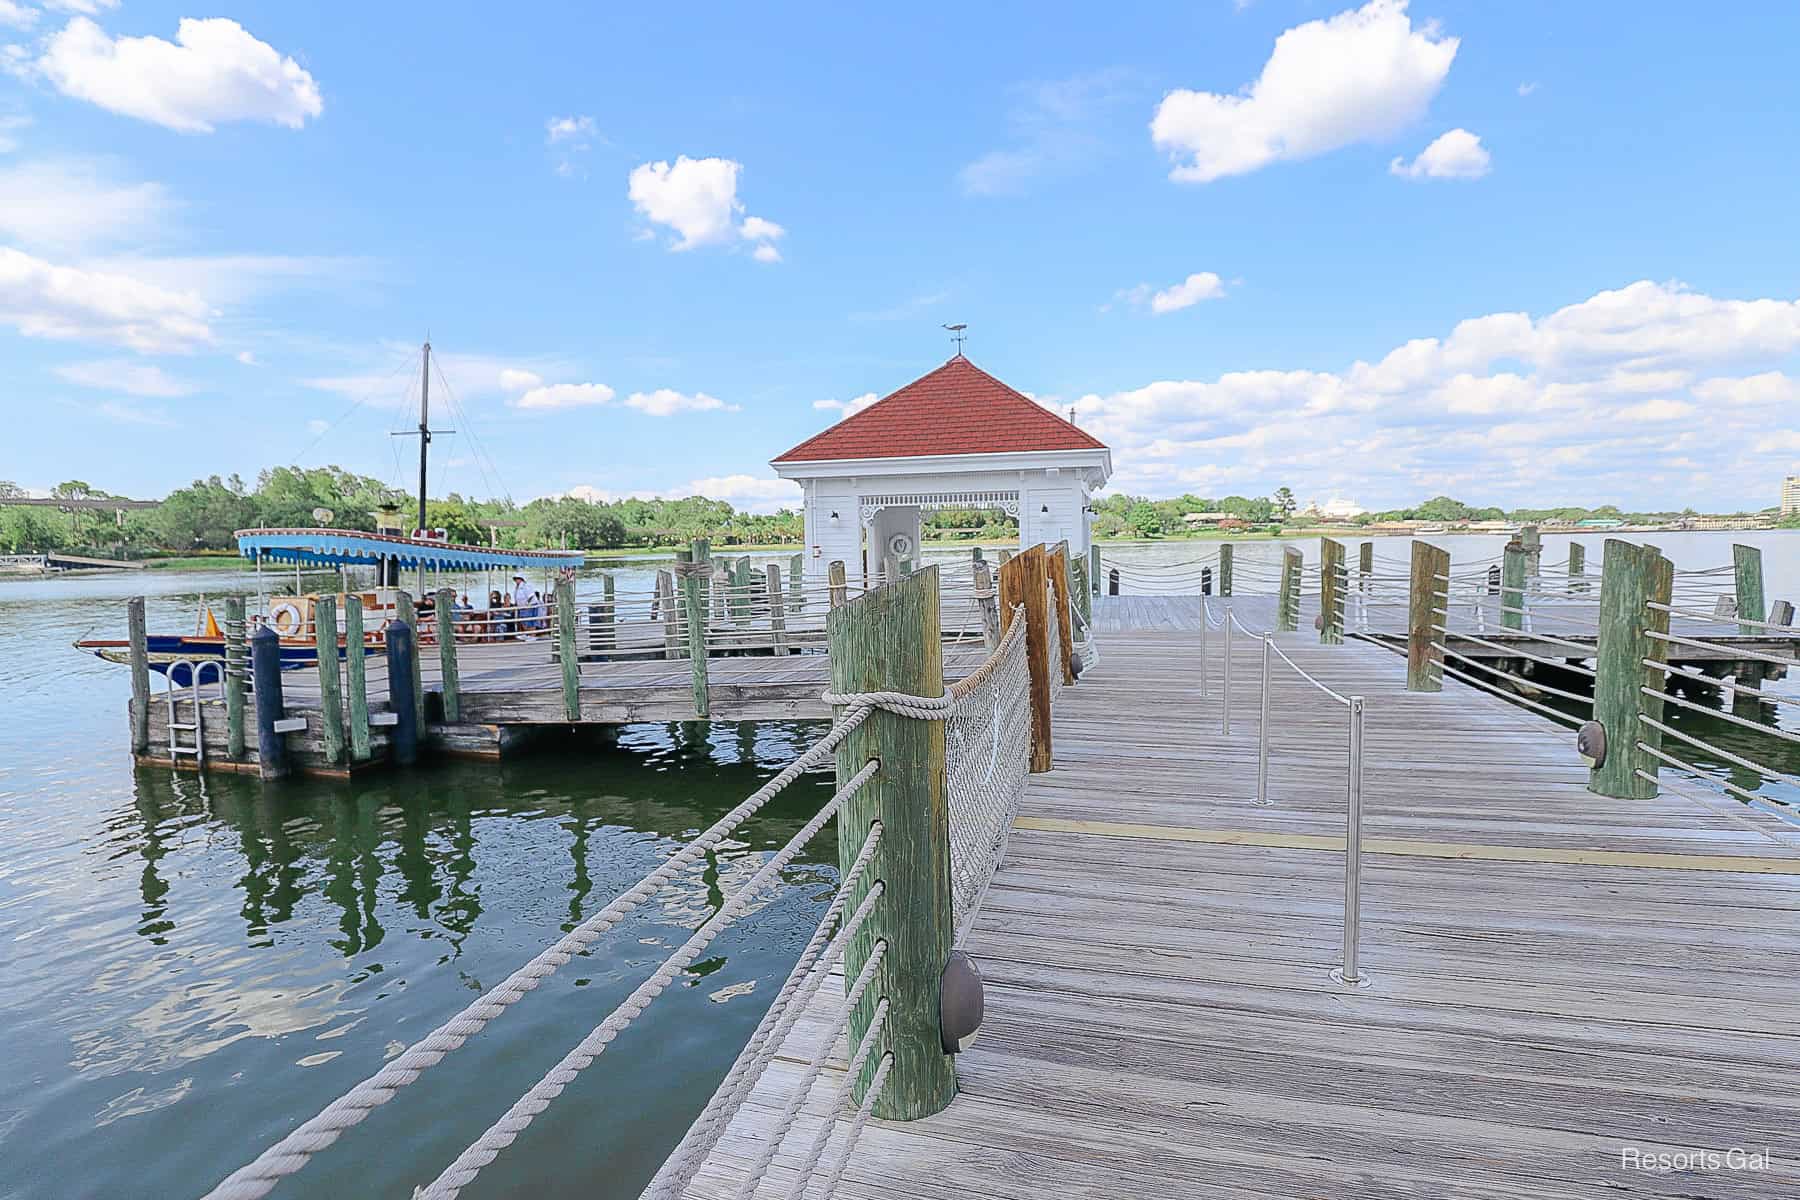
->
xmin=75 ymin=341 xmax=584 ymax=682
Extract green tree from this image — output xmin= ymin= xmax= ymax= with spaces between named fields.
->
xmin=1127 ymin=502 xmax=1161 ymax=539
xmin=1272 ymin=487 xmax=1296 ymax=519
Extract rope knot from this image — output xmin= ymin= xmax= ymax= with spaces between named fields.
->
xmin=819 ymin=688 xmax=956 ymax=721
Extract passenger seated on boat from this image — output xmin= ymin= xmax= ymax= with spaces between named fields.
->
xmin=455 ymin=593 xmax=474 ymax=637
xmin=487 ymin=590 xmax=507 ymax=640
xmin=511 ymin=575 xmax=539 ymax=637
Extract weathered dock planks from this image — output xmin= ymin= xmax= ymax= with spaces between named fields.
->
xmin=671 ymin=595 xmax=1800 ymax=1200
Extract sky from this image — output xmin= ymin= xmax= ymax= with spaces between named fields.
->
xmin=2 ymin=0 xmax=1799 ymax=515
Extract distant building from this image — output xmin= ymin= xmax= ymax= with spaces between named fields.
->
xmin=1577 ymin=517 xmax=1626 ymax=529
xmin=1182 ymin=511 xmax=1232 ymax=526
xmin=1782 ymin=475 xmax=1800 ymax=515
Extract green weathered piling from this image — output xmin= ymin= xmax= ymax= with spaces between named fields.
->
xmin=1071 ymin=555 xmax=1090 ymax=625
xmin=1358 ymin=541 xmax=1373 ymax=592
xmin=314 ymin=595 xmax=345 ymax=763
xmin=1407 ymin=541 xmax=1449 ymax=692
xmin=1589 ymin=539 xmax=1673 ymax=799
xmin=765 ymin=564 xmax=788 ymax=654
xmin=1087 ymin=545 xmax=1099 ymax=595
xmin=1219 ymin=543 xmax=1233 ymax=597
xmin=1320 ymin=538 xmax=1345 ymax=645
xmin=733 ymin=557 xmax=753 ymax=622
xmin=678 ymin=540 xmax=710 ymax=717
xmin=1277 ymin=546 xmax=1302 ymax=632
xmin=128 ymin=596 xmax=150 ymax=754
xmin=344 ymin=596 xmax=371 ymax=761
xmin=1569 ymin=542 xmax=1587 ymax=594
xmin=224 ymin=595 xmax=247 ymax=760
xmin=395 ymin=590 xmax=426 ymax=731
xmin=435 ymin=587 xmax=460 ymax=723
xmin=557 ymin=578 xmax=580 ymax=719
xmin=1501 ymin=541 xmax=1527 ymax=631
xmin=828 ymin=566 xmax=957 ymax=1120
xmin=828 ymin=559 xmax=847 ymax=608
xmin=788 ymin=553 xmax=803 ymax=610
xmin=1733 ymin=544 xmax=1765 ymax=635
xmin=1520 ymin=524 xmax=1542 ymax=577
xmin=597 ymin=574 xmax=616 ymax=652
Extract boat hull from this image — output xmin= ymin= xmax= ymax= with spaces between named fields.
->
xmin=76 ymin=635 xmax=378 ymax=685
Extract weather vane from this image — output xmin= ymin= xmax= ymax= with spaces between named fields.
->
xmin=942 ymin=323 xmax=968 ymax=355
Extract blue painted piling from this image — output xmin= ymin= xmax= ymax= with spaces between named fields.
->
xmin=387 ymin=620 xmax=419 ymax=766
xmin=250 ymin=625 xmax=288 ymax=780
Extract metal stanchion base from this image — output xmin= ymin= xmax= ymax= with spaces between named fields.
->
xmin=1329 ymin=967 xmax=1373 ymax=990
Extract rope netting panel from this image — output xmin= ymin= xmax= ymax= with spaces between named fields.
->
xmin=945 ymin=605 xmax=1032 ymax=939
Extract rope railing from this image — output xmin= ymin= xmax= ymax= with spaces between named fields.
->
xmin=206 ymin=567 xmax=1070 ymax=1200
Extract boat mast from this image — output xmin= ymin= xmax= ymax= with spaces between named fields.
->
xmin=417 ymin=340 xmax=431 ymax=536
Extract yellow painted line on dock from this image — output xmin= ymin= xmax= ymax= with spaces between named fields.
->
xmin=1011 ymin=815 xmax=1800 ymax=874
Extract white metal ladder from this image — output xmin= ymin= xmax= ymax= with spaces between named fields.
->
xmin=164 ymin=659 xmax=221 ymax=762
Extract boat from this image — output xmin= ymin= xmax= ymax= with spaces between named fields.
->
xmin=75 ymin=341 xmax=585 ymax=683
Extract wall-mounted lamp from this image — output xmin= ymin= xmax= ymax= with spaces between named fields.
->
xmin=829 ymin=511 xmax=840 ymax=524
xmin=1039 ymin=504 xmax=1049 ymax=514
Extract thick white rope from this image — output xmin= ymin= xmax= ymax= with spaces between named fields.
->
xmin=817 ymin=688 xmax=954 ymax=720
xmin=203 ymin=706 xmax=874 ymax=1200
xmin=784 ymin=999 xmax=891 ymax=1199
xmin=732 ymin=949 xmax=888 ymax=1200
xmin=641 ymin=835 xmax=886 ymax=1200
xmin=415 ymin=759 xmax=880 ymax=1200
xmin=811 ymin=1052 xmax=894 ymax=1200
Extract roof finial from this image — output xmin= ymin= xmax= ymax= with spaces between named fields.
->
xmin=942 ymin=323 xmax=968 ymax=357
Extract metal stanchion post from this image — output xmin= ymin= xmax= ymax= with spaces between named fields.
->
xmin=1331 ymin=695 xmax=1370 ymax=989
xmin=1256 ymin=635 xmax=1271 ymax=806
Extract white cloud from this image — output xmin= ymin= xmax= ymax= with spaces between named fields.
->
xmin=751 ymin=243 xmax=781 ymax=264
xmin=512 ymin=382 xmax=615 ymax=410
xmin=686 ymin=474 xmax=801 ymax=511
xmin=0 ymin=3 xmax=33 ymax=33
xmin=960 ymin=69 xmax=1138 ymax=196
xmin=1152 ymin=0 xmax=1457 ymax=183
xmin=813 ymin=392 xmax=878 ymax=419
xmin=37 ymin=17 xmax=322 ymax=133
xmin=1517 ymin=81 xmax=1538 ymax=97
xmin=628 ymin=155 xmax=784 ymax=257
xmin=498 ymin=367 xmax=542 ymax=392
xmin=1070 ymin=280 xmax=1800 ymax=510
xmin=0 ymin=113 xmax=29 ymax=151
xmin=0 ymin=158 xmax=173 ymax=252
xmin=623 ymin=388 xmax=737 ymax=416
xmin=0 ymin=246 xmax=211 ymax=351
xmin=235 ymin=350 xmax=257 ymax=366
xmin=1390 ymin=128 xmax=1490 ymax=180
xmin=54 ymin=358 xmax=192 ymax=396
xmin=77 ymin=253 xmax=366 ymax=305
xmin=545 ymin=115 xmax=596 ymax=144
xmin=1150 ymin=272 xmax=1227 ymax=314
xmin=45 ymin=1 xmax=121 ymax=13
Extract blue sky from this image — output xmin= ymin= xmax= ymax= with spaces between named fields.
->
xmin=3 ymin=0 xmax=1799 ymax=513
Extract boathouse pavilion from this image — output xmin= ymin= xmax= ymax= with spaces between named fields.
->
xmin=771 ymin=354 xmax=1112 ymax=580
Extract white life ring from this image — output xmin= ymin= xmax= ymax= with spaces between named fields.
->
xmin=270 ymin=600 xmax=305 ymax=637
xmin=887 ymin=532 xmax=915 ymax=559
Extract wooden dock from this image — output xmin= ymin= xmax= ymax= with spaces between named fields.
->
xmin=677 ymin=595 xmax=1800 ymax=1199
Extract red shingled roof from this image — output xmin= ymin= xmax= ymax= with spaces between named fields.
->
xmin=773 ymin=356 xmax=1107 ymax=463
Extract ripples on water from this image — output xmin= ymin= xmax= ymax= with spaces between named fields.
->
xmin=0 ymin=567 xmax=837 ymax=1200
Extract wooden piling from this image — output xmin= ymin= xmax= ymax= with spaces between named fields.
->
xmin=127 ymin=596 xmax=150 ymax=754
xmin=656 ymin=569 xmax=679 ymax=659
xmin=1520 ymin=524 xmax=1542 ymax=577
xmin=435 ymin=587 xmax=460 ymax=723
xmin=1277 ymin=546 xmax=1301 ymax=632
xmin=1047 ymin=545 xmax=1075 ymax=684
xmin=597 ymin=574 xmax=616 ymax=652
xmin=1733 ymin=544 xmax=1765 ymax=635
xmin=250 ymin=625 xmax=289 ymax=780
xmin=788 ymin=553 xmax=803 ymax=610
xmin=1320 ymin=538 xmax=1345 ymax=645
xmin=733 ymin=557 xmax=753 ymax=623
xmin=557 ymin=578 xmax=581 ymax=720
xmin=1358 ymin=541 xmax=1373 ymax=591
xmin=395 ymin=590 xmax=426 ymax=732
xmin=828 ymin=559 xmax=847 ymax=608
xmin=765 ymin=564 xmax=788 ymax=654
xmin=826 ymin=565 xmax=957 ymax=1119
xmin=223 ymin=595 xmax=246 ymax=760
xmin=1108 ymin=568 xmax=1119 ymax=596
xmin=973 ymin=559 xmax=1001 ymax=649
xmin=1569 ymin=542 xmax=1586 ymax=594
xmin=1218 ymin=544 xmax=1233 ymax=597
xmin=678 ymin=541 xmax=710 ymax=718
xmin=1087 ymin=545 xmax=1099 ymax=595
xmin=1000 ymin=545 xmax=1053 ymax=772
xmin=1070 ymin=555 xmax=1090 ymax=625
xmin=344 ymin=596 xmax=372 ymax=762
xmin=1501 ymin=541 xmax=1527 ymax=631
xmin=1406 ymin=540 xmax=1449 ymax=692
xmin=1589 ymin=539 xmax=1673 ymax=799
xmin=314 ymin=594 xmax=345 ymax=763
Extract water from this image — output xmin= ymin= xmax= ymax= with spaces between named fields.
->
xmin=0 ymin=563 xmax=840 ymax=1200
xmin=2 ymin=534 xmax=1796 ymax=1199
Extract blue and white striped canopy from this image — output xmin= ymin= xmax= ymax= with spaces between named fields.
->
xmin=235 ymin=528 xmax=585 ymax=572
